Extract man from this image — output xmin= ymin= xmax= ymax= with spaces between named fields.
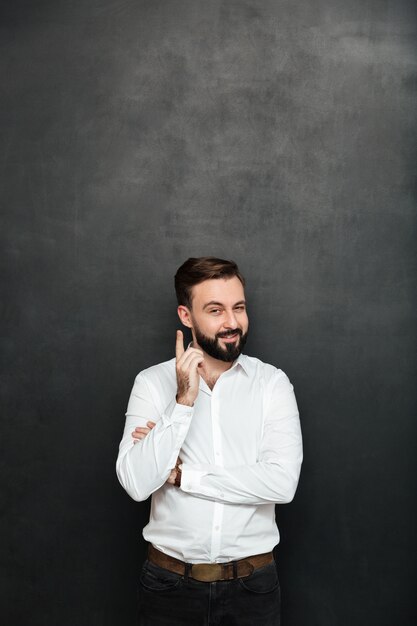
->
xmin=116 ymin=257 xmax=303 ymax=626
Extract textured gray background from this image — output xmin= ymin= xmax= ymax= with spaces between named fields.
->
xmin=1 ymin=1 xmax=416 ymax=624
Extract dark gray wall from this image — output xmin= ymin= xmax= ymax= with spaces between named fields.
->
xmin=1 ymin=1 xmax=416 ymax=625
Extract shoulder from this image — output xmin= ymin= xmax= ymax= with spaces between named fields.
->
xmin=241 ymin=354 xmax=292 ymax=387
xmin=124 ymin=359 xmax=176 ymax=414
xmin=130 ymin=358 xmax=177 ymax=407
xmin=134 ymin=357 xmax=176 ymax=385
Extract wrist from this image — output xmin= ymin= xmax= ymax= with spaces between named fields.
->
xmin=176 ymin=394 xmax=194 ymax=407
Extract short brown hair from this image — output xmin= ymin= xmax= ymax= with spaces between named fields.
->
xmin=175 ymin=257 xmax=245 ymax=309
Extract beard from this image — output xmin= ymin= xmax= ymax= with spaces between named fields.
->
xmin=193 ymin=323 xmax=248 ymax=362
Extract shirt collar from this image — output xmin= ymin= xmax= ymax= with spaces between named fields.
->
xmin=231 ymin=352 xmax=250 ymax=375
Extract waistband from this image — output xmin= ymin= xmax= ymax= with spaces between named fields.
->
xmin=148 ymin=545 xmax=274 ymax=583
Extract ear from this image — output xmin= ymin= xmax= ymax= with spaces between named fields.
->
xmin=177 ymin=305 xmax=193 ymax=329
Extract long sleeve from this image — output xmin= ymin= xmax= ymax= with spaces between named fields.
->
xmin=116 ymin=372 xmax=194 ymax=502
xmin=180 ymin=370 xmax=303 ymax=506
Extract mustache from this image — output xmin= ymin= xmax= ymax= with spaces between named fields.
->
xmin=216 ymin=329 xmax=243 ymax=339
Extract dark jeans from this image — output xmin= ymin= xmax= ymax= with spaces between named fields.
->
xmin=137 ymin=558 xmax=281 ymax=626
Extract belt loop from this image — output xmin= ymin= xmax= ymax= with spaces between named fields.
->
xmin=232 ymin=560 xmax=238 ymax=579
xmin=184 ymin=562 xmax=191 ymax=582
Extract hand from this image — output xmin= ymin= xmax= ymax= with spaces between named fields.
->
xmin=166 ymin=457 xmax=182 ymax=487
xmin=175 ymin=330 xmax=204 ymax=406
xmin=131 ymin=421 xmax=156 ymax=444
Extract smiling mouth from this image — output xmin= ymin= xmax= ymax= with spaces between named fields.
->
xmin=219 ymin=332 xmax=239 ymax=342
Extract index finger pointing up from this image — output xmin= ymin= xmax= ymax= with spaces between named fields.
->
xmin=176 ymin=330 xmax=185 ymax=360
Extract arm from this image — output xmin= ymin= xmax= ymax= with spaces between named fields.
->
xmin=180 ymin=370 xmax=303 ymax=506
xmin=116 ymin=372 xmax=194 ymax=502
xmin=116 ymin=331 xmax=204 ymax=502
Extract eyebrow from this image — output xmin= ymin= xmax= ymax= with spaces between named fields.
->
xmin=203 ymin=300 xmax=246 ymax=310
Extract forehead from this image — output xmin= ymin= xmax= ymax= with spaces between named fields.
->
xmin=191 ymin=277 xmax=245 ymax=307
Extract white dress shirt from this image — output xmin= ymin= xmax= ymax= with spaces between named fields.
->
xmin=116 ymin=353 xmax=302 ymax=564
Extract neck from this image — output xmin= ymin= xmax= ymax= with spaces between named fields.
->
xmin=197 ymin=349 xmax=233 ymax=391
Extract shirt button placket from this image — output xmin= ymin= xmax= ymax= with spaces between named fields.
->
xmin=210 ymin=390 xmax=224 ymax=561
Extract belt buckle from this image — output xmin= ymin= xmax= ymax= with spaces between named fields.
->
xmin=191 ymin=563 xmax=223 ymax=582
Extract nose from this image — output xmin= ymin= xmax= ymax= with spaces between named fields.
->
xmin=223 ymin=309 xmax=237 ymax=329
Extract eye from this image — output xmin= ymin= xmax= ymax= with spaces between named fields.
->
xmin=234 ymin=305 xmax=246 ymax=312
xmin=209 ymin=309 xmax=221 ymax=314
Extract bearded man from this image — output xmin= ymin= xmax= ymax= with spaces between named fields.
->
xmin=116 ymin=256 xmax=303 ymax=626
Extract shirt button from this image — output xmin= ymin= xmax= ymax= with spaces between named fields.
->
xmin=214 ymin=526 xmax=220 ymax=531
xmin=215 ymin=452 xmax=220 ymax=457
xmin=186 ymin=484 xmax=192 ymax=490
xmin=219 ymin=492 xmax=224 ymax=498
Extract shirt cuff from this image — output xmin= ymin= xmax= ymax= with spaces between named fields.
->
xmin=161 ymin=398 xmax=194 ymax=426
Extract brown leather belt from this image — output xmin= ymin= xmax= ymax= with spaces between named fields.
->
xmin=148 ymin=545 xmax=274 ymax=583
